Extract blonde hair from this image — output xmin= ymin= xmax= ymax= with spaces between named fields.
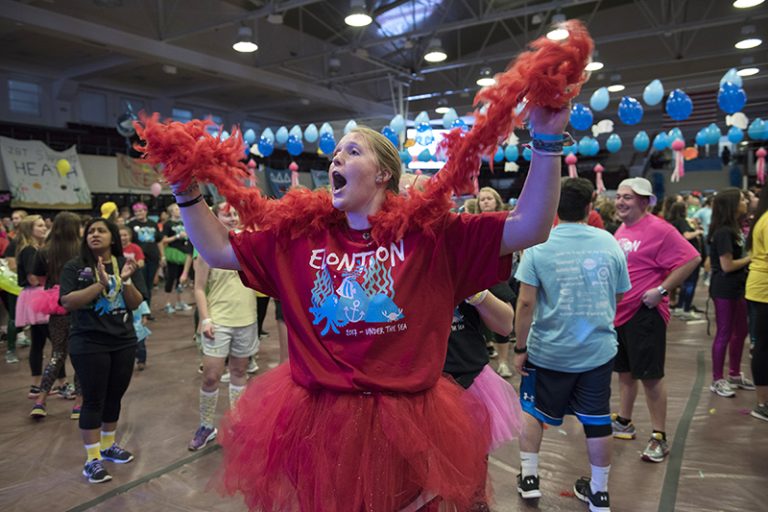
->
xmin=349 ymin=126 xmax=402 ymax=194
xmin=478 ymin=187 xmax=504 ymax=211
xmin=463 ymin=198 xmax=479 ymax=214
xmin=15 ymin=214 xmax=43 ymax=256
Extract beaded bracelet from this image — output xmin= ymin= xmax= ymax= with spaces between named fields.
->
xmin=177 ymin=194 xmax=204 ymax=208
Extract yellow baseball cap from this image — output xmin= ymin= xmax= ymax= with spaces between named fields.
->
xmin=100 ymin=201 xmax=118 ymax=219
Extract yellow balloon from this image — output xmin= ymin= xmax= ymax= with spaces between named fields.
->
xmin=56 ymin=159 xmax=71 ymax=177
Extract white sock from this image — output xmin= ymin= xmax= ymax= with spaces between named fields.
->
xmin=229 ymin=384 xmax=245 ymax=409
xmin=590 ymin=464 xmax=610 ymax=494
xmin=520 ymin=451 xmax=539 ymax=477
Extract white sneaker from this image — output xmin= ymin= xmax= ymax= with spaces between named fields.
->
xmin=175 ymin=302 xmax=193 ymax=312
xmin=247 ymin=358 xmax=259 ymax=374
xmin=682 ymin=311 xmax=702 ymax=321
xmin=728 ymin=372 xmax=756 ymax=390
xmin=164 ymin=303 xmax=175 ymax=315
xmin=220 ymin=371 xmax=231 ymax=383
xmin=497 ymin=362 xmax=513 ymax=378
xmin=710 ymin=379 xmax=736 ymax=397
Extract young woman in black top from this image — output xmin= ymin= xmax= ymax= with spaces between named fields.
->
xmin=60 ymin=218 xmax=145 ymax=484
xmin=666 ymin=201 xmax=704 ymax=320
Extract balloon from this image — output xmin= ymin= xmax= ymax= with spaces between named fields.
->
xmin=150 ymin=182 xmax=162 ymax=197
xmin=318 ymin=132 xmax=336 ymax=154
xmin=522 ymin=147 xmax=532 ymax=161
xmin=563 ymin=142 xmax=579 ymax=156
xmin=220 ymin=130 xmax=230 ymax=141
xmin=243 ymin=128 xmax=256 ymax=145
xmin=717 ymin=82 xmax=747 ymax=114
xmin=590 ymin=87 xmax=610 ymax=111
xmin=344 ymin=120 xmax=357 ymax=135
xmin=570 ymin=103 xmax=594 ymax=131
xmin=683 ymin=147 xmax=699 ymax=160
xmin=726 ymin=112 xmax=748 ymax=130
xmin=504 ymin=145 xmax=519 ymax=162
xmin=706 ymin=123 xmax=722 ymax=145
xmin=414 ymin=111 xmax=430 ymax=124
xmin=116 ymin=112 xmax=136 ymax=137
xmin=618 ymin=96 xmax=644 ymax=125
xmin=289 ymin=125 xmax=303 ymax=140
xmin=720 ymin=68 xmax=743 ymax=88
xmin=261 ymin=127 xmax=275 ymax=143
xmin=642 ymin=79 xmax=664 ymax=106
xmin=56 ymin=159 xmax=71 ymax=177
xmin=319 ymin=122 xmax=333 ymax=136
xmin=399 ymin=150 xmax=411 ymax=164
xmin=257 ymin=136 xmax=274 ymax=157
xmin=275 ymin=126 xmax=288 ymax=145
xmin=415 ymin=122 xmax=434 ymax=146
xmin=451 ymin=118 xmax=468 ymax=131
xmin=633 ymin=131 xmax=650 ymax=152
xmin=288 ymin=161 xmax=299 ymax=172
xmin=748 ymin=118 xmax=768 ymax=141
xmin=493 ymin=146 xmax=504 ymax=163
xmin=286 ymin=135 xmax=303 ymax=156
xmin=417 ymin=149 xmax=431 ymax=162
xmin=652 ymin=132 xmax=670 ymax=151
xmin=665 ymin=89 xmax=693 ymax=121
xmin=390 ymin=115 xmax=405 ymax=135
xmin=381 ymin=126 xmax=399 ymax=147
xmin=606 ymin=133 xmax=622 ymax=153
xmin=304 ymin=124 xmax=318 ymax=143
xmin=695 ymin=130 xmax=708 ymax=147
xmin=442 ymin=108 xmax=458 ymax=130
xmin=727 ymin=126 xmax=744 ymax=144
xmin=667 ymin=128 xmax=684 ymax=142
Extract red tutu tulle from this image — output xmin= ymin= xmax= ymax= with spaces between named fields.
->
xmin=216 ymin=364 xmax=491 ymax=511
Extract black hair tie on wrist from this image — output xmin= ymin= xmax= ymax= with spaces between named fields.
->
xmin=176 ymin=194 xmax=204 ymax=208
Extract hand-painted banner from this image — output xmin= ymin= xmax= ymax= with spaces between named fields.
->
xmin=267 ymin=167 xmax=291 ymax=198
xmin=0 ymin=136 xmax=91 ymax=209
xmin=116 ymin=153 xmax=168 ymax=190
xmin=311 ymin=169 xmax=329 ymax=189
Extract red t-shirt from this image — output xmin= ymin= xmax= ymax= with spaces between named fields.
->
xmin=122 ymin=243 xmax=145 ymax=263
xmin=230 ymin=211 xmax=512 ymax=393
xmin=614 ymin=214 xmax=700 ymax=326
xmin=553 ymin=209 xmax=605 ymax=229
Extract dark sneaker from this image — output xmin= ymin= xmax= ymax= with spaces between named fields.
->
xmin=516 ymin=473 xmax=542 ymax=499
xmin=751 ymin=403 xmax=768 ymax=422
xmin=641 ymin=433 xmax=669 ymax=463
xmin=728 ymin=373 xmax=756 ymax=390
xmin=100 ymin=444 xmax=134 ymax=463
xmin=30 ymin=403 xmax=47 ymax=419
xmin=188 ymin=426 xmax=217 ymax=451
xmin=57 ymin=383 xmax=77 ymax=400
xmin=27 ymin=385 xmax=41 ymax=399
xmin=83 ymin=459 xmax=112 ymax=483
xmin=574 ymin=476 xmax=611 ymax=512
xmin=610 ymin=413 xmax=636 ymax=440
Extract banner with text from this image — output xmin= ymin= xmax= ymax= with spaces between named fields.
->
xmin=0 ymin=136 xmax=92 ymax=209
xmin=266 ymin=167 xmax=291 ymax=198
xmin=116 ymin=153 xmax=168 ymax=190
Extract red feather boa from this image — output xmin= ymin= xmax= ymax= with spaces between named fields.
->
xmin=135 ymin=20 xmax=592 ymax=246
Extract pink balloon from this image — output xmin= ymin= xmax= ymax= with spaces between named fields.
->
xmin=288 ymin=161 xmax=299 ymax=172
xmin=565 ymin=153 xmax=578 ymax=165
xmin=150 ymin=182 xmax=162 ymax=197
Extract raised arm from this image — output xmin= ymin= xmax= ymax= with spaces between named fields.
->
xmin=173 ymin=185 xmax=240 ymax=270
xmin=500 ymin=106 xmax=570 ymax=255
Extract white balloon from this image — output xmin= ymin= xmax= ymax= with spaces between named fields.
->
xmin=344 ymin=120 xmax=357 ymax=134
xmin=289 ymin=125 xmax=303 ymax=139
xmin=726 ymin=112 xmax=749 ymax=130
xmin=320 ymin=122 xmax=333 ymax=136
xmin=261 ymin=127 xmax=275 ymax=142
xmin=414 ymin=111 xmax=430 ymax=124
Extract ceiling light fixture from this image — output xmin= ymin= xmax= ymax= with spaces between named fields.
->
xmin=476 ymin=67 xmax=496 ymax=87
xmin=424 ymin=38 xmax=447 ymax=63
xmin=267 ymin=13 xmax=284 ymax=24
xmin=232 ymin=26 xmax=258 ymax=53
xmin=737 ymin=67 xmax=760 ymax=76
xmin=586 ymin=61 xmax=604 ymax=71
xmin=733 ymin=0 xmax=764 ymax=8
xmin=736 ymin=25 xmax=762 ymax=49
xmin=607 ymin=84 xmax=625 ymax=92
xmin=546 ymin=14 xmax=569 ymax=41
xmin=435 ymin=99 xmax=450 ymax=114
xmin=345 ymin=0 xmax=372 ymax=27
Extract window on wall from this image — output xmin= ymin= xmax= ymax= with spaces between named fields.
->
xmin=172 ymin=108 xmax=193 ymax=122
xmin=79 ymin=90 xmax=108 ymax=125
xmin=8 ymin=79 xmax=41 ymax=115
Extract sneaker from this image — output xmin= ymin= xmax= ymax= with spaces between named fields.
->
xmin=487 ymin=345 xmax=498 ymax=359
xmin=247 ymin=358 xmax=259 ymax=374
xmin=516 ymin=473 xmax=542 ymax=499
xmin=710 ymin=379 xmax=736 ymax=397
xmin=164 ymin=303 xmax=175 ymax=315
xmin=641 ymin=433 xmax=669 ymax=463
xmin=497 ymin=362 xmax=513 ymax=378
xmin=57 ymin=383 xmax=76 ymax=400
xmin=728 ymin=373 xmax=756 ymax=390
xmin=573 ymin=476 xmax=611 ymax=512
xmin=136 ymin=362 xmax=146 ymax=371
xmin=71 ymin=404 xmax=81 ymax=420
xmin=220 ymin=371 xmax=231 ymax=383
xmin=100 ymin=444 xmax=134 ymax=464
xmin=610 ymin=414 xmax=636 ymax=440
xmin=30 ymin=403 xmax=47 ymax=419
xmin=682 ymin=311 xmax=702 ymax=321
xmin=258 ymin=331 xmax=270 ymax=339
xmin=5 ymin=351 xmax=18 ymax=364
xmin=16 ymin=333 xmax=30 ymax=347
xmin=751 ymin=403 xmax=768 ymax=422
xmin=27 ymin=385 xmax=41 ymax=399
xmin=83 ymin=459 xmax=112 ymax=484
xmin=670 ymin=307 xmax=683 ymax=318
xmin=188 ymin=425 xmax=217 ymax=451
xmin=175 ymin=302 xmax=192 ymax=312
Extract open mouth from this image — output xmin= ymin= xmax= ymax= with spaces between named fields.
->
xmin=332 ymin=171 xmax=347 ymax=192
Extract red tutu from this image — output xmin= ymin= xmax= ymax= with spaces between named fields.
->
xmin=216 ymin=364 xmax=491 ymax=511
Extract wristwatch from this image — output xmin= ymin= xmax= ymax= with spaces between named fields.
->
xmin=513 ymin=345 xmax=528 ymax=354
xmin=657 ymin=285 xmax=669 ymax=297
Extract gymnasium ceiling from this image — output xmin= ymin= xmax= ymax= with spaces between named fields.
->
xmin=0 ymin=0 xmax=767 ymax=130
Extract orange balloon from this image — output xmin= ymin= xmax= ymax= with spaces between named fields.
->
xmin=403 ymin=139 xmax=416 ymax=148
xmin=683 ymin=147 xmax=699 ymax=160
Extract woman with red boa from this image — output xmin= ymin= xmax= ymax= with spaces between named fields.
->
xmin=138 ymin=21 xmax=592 ymax=512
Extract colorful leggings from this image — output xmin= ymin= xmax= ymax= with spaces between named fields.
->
xmin=38 ymin=315 xmax=79 ymax=395
xmin=711 ymin=297 xmax=748 ymax=381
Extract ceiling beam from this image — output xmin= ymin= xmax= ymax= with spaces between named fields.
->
xmin=0 ymin=0 xmax=392 ymax=117
xmin=59 ymin=55 xmax=135 ymax=80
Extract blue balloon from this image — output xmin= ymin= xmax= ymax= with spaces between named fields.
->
xmin=381 ymin=126 xmax=399 ymax=147
xmin=318 ymin=132 xmax=336 ymax=155
xmin=505 ymin=145 xmax=519 ymax=162
xmin=417 ymin=149 xmax=432 ymax=162
xmin=618 ymin=96 xmax=644 ymax=125
xmin=706 ymin=124 xmax=722 ymax=145
xmin=563 ymin=142 xmax=579 ymax=156
xmin=652 ymin=132 xmax=670 ymax=151
xmin=390 ymin=115 xmax=406 ymax=135
xmin=304 ymin=124 xmax=318 ymax=143
xmin=748 ymin=118 xmax=766 ymax=140
xmin=717 ymin=82 xmax=747 ymax=114
xmin=665 ymin=89 xmax=693 ymax=122
xmin=727 ymin=126 xmax=744 ymax=144
xmin=493 ymin=146 xmax=504 ymax=163
xmin=590 ymin=88 xmax=610 ymax=112
xmin=442 ymin=109 xmax=458 ymax=130
xmin=643 ymin=79 xmax=664 ymax=106
xmin=570 ymin=103 xmax=594 ymax=131
xmin=257 ymin=136 xmax=274 ymax=157
xmin=633 ymin=131 xmax=650 ymax=152
xmin=243 ymin=128 xmax=256 ymax=145
xmin=399 ymin=150 xmax=411 ymax=164
xmin=522 ymin=147 xmax=532 ymax=161
xmin=415 ymin=122 xmax=434 ymax=146
xmin=275 ymin=126 xmax=288 ymax=145
xmin=286 ymin=134 xmax=303 ymax=156
xmin=667 ymin=127 xmax=684 ymax=142
xmin=606 ymin=133 xmax=622 ymax=153
xmin=695 ymin=130 xmax=708 ymax=147
xmin=579 ymin=136 xmax=599 ymax=156
xmin=720 ymin=68 xmax=743 ymax=88
xmin=451 ymin=118 xmax=468 ymax=131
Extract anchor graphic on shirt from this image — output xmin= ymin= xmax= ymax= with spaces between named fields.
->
xmin=343 ymin=299 xmax=365 ymax=323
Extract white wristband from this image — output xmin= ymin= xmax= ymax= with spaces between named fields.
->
xmin=201 ymin=318 xmax=212 ymax=327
